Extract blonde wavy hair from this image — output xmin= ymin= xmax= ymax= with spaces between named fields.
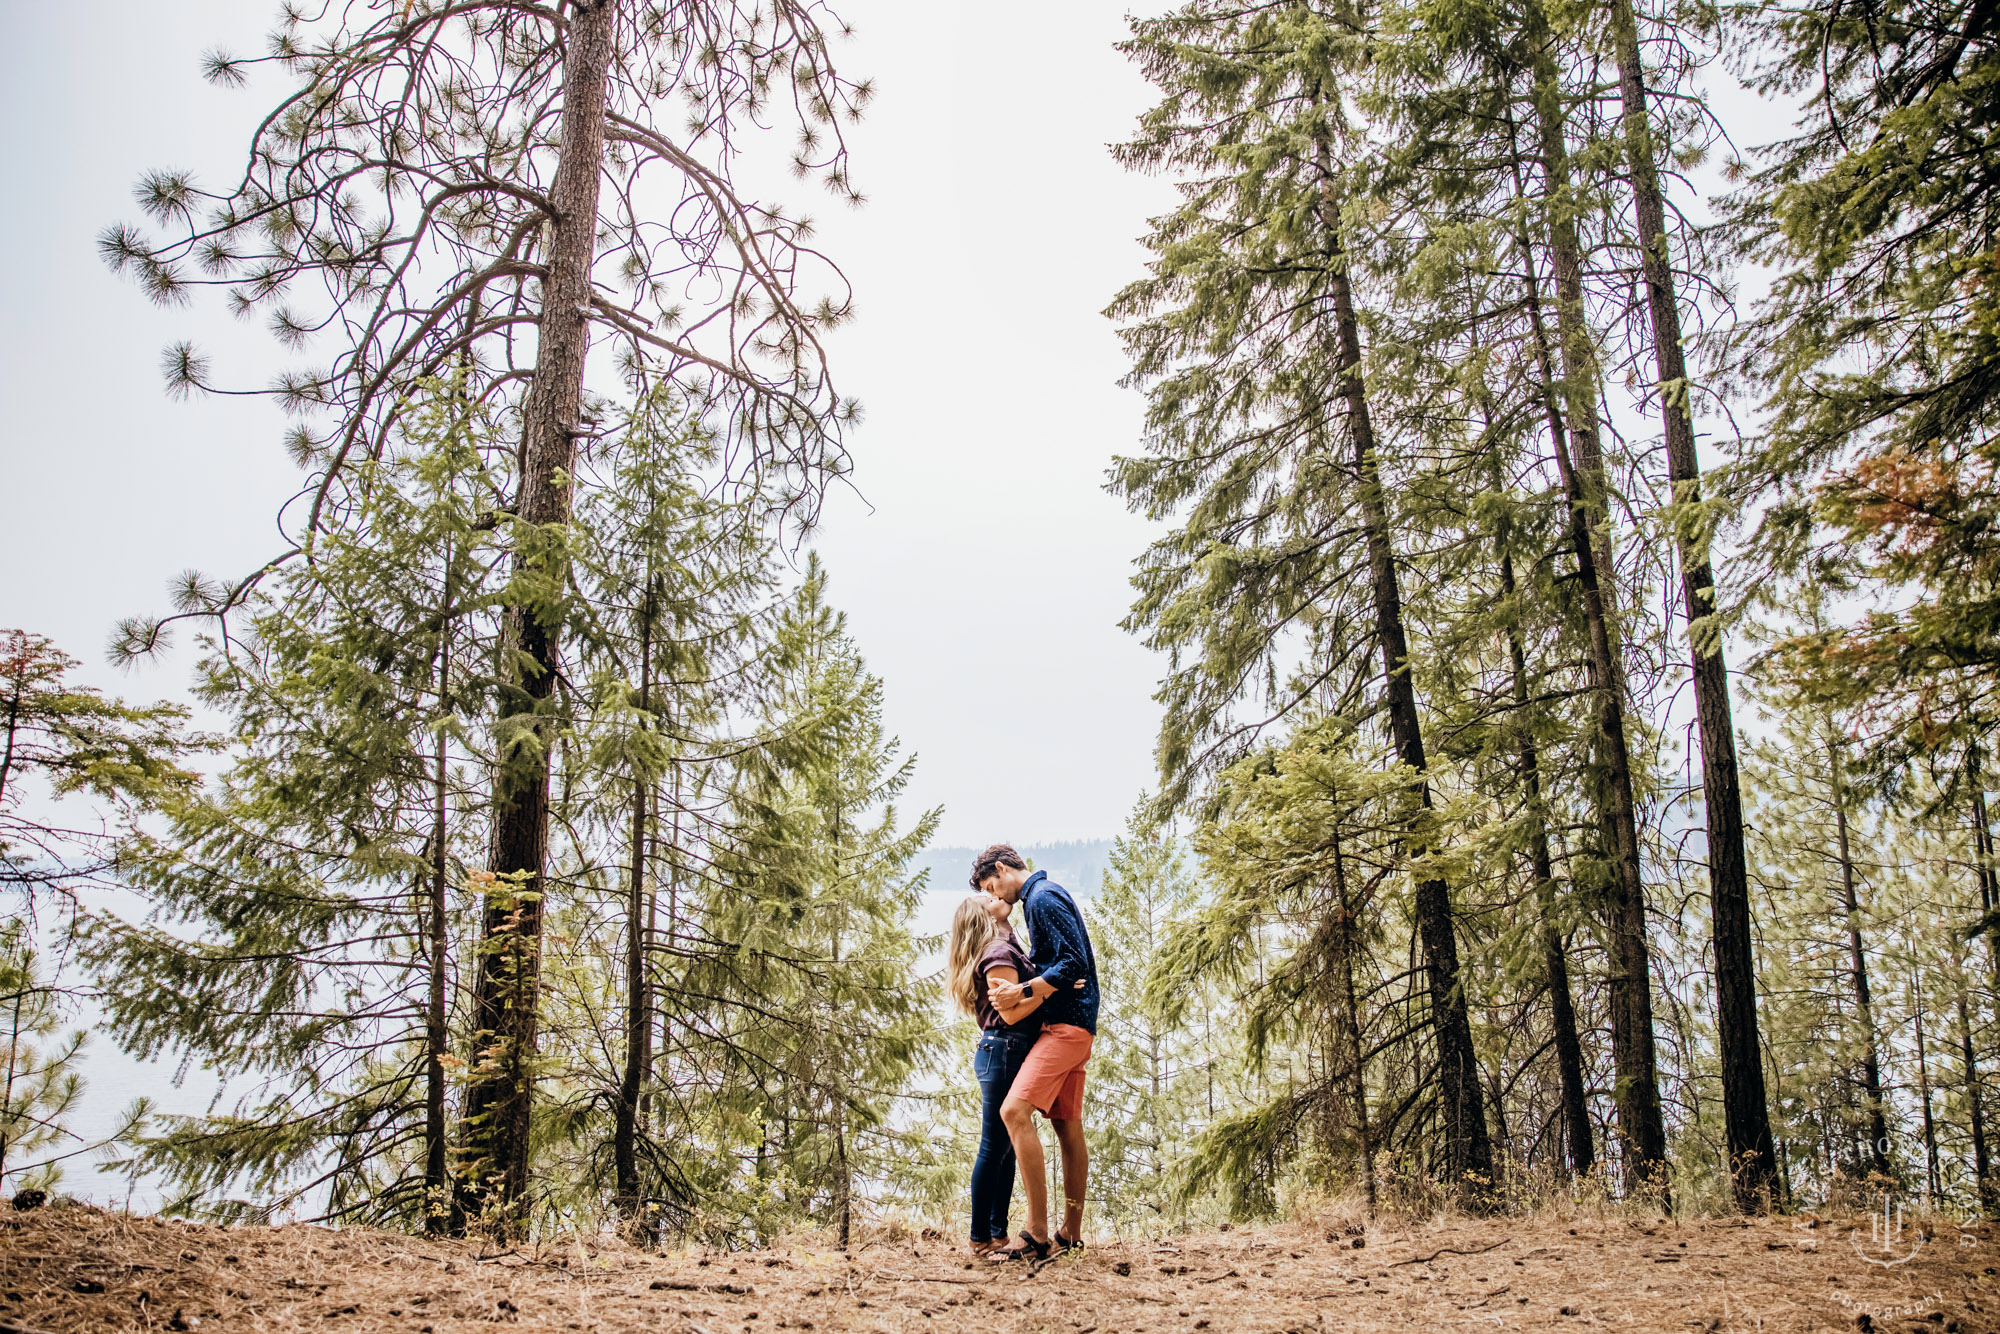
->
xmin=948 ymin=895 xmax=999 ymax=1018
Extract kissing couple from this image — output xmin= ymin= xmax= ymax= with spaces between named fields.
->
xmin=946 ymin=844 xmax=1101 ymax=1267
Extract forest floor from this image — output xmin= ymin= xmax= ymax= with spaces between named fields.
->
xmin=5 ymin=1199 xmax=1999 ymax=1334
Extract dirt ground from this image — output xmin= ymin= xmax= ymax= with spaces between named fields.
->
xmin=5 ymin=1201 xmax=1999 ymax=1334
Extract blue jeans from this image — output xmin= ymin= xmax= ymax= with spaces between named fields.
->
xmin=970 ymin=1027 xmax=1036 ymax=1243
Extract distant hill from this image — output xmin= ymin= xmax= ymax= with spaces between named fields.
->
xmin=908 ymin=838 xmax=1117 ymax=898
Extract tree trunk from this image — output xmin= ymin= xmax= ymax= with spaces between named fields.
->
xmin=0 ymin=687 xmax=22 ymax=813
xmin=647 ymin=761 xmax=683 ymax=1135
xmin=1330 ymin=818 xmax=1378 ymax=1211
xmin=1508 ymin=64 xmax=1670 ymax=1198
xmin=835 ymin=1106 xmax=852 ymax=1249
xmin=0 ymin=962 xmax=23 ymax=1183
xmin=1319 ymin=157 xmax=1494 ymax=1197
xmin=1827 ymin=740 xmax=1891 ymax=1178
xmin=1513 ymin=250 xmax=1668 ymax=1196
xmin=425 ymin=636 xmax=451 ymax=1235
xmin=833 ymin=938 xmax=852 ymax=1250
xmin=1915 ymin=974 xmax=1941 ymax=1201
xmin=614 ymin=587 xmax=655 ymax=1226
xmin=1959 ymin=982 xmax=1996 ymax=1216
xmin=1971 ymin=748 xmax=2000 ymax=987
xmin=1472 ymin=299 xmax=1596 ymax=1185
xmin=1487 ymin=1055 xmax=1513 ymax=1151
xmin=1605 ymin=0 xmax=1775 ymax=1209
xmin=461 ymin=0 xmax=619 ymax=1237
xmin=1146 ymin=879 xmax=1167 ymax=1185
xmin=1501 ymin=565 xmax=1596 ymax=1182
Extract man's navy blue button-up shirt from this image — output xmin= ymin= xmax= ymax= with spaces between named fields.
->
xmin=1019 ymin=870 xmax=1099 ymax=1034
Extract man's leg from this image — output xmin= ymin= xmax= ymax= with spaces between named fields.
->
xmin=998 ymin=1096 xmax=1049 ymax=1243
xmin=990 ymin=1038 xmax=1032 ymax=1242
xmin=1051 ymin=1116 xmax=1088 ymax=1241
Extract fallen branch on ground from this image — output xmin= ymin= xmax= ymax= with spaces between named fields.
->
xmin=1389 ymin=1238 xmax=1510 ymax=1266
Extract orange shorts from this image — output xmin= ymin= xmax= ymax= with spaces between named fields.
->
xmin=1009 ymin=1023 xmax=1093 ymax=1120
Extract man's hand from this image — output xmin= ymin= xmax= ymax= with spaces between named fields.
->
xmin=990 ymin=976 xmax=1026 ymax=1008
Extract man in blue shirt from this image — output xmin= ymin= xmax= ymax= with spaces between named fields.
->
xmin=975 ymin=843 xmax=1099 ymax=1260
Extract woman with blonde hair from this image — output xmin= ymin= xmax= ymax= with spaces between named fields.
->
xmin=948 ymin=892 xmax=1050 ymax=1257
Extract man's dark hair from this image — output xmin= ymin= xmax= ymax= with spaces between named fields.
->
xmin=970 ymin=843 xmax=1026 ymax=890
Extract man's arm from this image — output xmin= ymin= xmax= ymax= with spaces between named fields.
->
xmin=989 ymin=961 xmax=1088 ymax=1009
xmin=1017 ymin=893 xmax=1088 ymax=1001
xmin=985 ymin=966 xmax=1043 ymax=1024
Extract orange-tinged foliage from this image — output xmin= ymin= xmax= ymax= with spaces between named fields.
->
xmin=1845 ymin=449 xmax=1964 ymax=546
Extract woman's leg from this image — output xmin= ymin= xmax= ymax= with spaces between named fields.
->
xmin=987 ymin=1037 xmax=1032 ymax=1240
xmin=969 ymin=1045 xmax=1010 ymax=1245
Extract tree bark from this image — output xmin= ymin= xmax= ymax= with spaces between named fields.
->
xmin=461 ymin=0 xmax=619 ymax=1237
xmin=833 ymin=927 xmax=853 ymax=1250
xmin=1958 ymin=982 xmax=1996 ymax=1216
xmin=835 ymin=1103 xmax=852 ymax=1249
xmin=1319 ymin=160 xmax=1495 ymax=1197
xmin=1329 ymin=818 xmax=1379 ymax=1211
xmin=1500 ymin=557 xmax=1596 ymax=1182
xmin=614 ymin=586 xmax=655 ymax=1225
xmin=1971 ymin=748 xmax=2000 ymax=988
xmin=1508 ymin=59 xmax=1670 ymax=1198
xmin=425 ymin=635 xmax=451 ymax=1235
xmin=1605 ymin=0 xmax=1775 ymax=1209
xmin=0 ymin=949 xmax=22 ymax=1183
xmin=1827 ymin=740 xmax=1891 ymax=1178
xmin=1538 ymin=375 xmax=1669 ymax=1199
xmin=1914 ymin=974 xmax=1941 ymax=1201
xmin=1470 ymin=283 xmax=1596 ymax=1184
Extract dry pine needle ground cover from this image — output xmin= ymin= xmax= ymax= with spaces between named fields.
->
xmin=5 ymin=1202 xmax=1999 ymax=1334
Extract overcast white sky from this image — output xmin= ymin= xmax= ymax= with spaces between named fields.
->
xmin=0 ymin=0 xmax=1179 ymax=851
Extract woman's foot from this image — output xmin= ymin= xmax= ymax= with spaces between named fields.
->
xmin=969 ymin=1239 xmax=1002 ymax=1258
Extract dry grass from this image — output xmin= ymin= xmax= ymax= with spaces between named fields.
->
xmin=5 ymin=1200 xmax=2000 ymax=1333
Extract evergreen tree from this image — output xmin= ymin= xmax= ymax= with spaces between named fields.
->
xmin=89 ymin=385 xmax=504 ymax=1227
xmin=1165 ymin=718 xmax=1450 ymax=1209
xmin=0 ymin=921 xmax=119 ymax=1198
xmin=0 ymin=630 xmax=200 ymax=910
xmin=103 ymin=0 xmax=866 ymax=1233
xmin=683 ymin=562 xmax=941 ymax=1245
xmin=1604 ymin=0 xmax=1775 ymax=1207
xmin=1498 ymin=2 xmax=1674 ymax=1195
xmin=0 ymin=634 xmax=195 ymax=1201
xmin=1734 ymin=0 xmax=2000 ymax=704
xmin=1882 ymin=801 xmax=2000 ymax=1214
xmin=1744 ymin=678 xmax=1898 ymax=1184
xmin=1088 ymin=813 xmax=1220 ymax=1224
xmin=0 ymin=636 xmax=197 ymax=1200
xmin=564 ymin=392 xmax=776 ymax=1232
xmin=1112 ymin=0 xmax=1495 ymax=1198
xmin=1376 ymin=0 xmax=1693 ymax=1197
